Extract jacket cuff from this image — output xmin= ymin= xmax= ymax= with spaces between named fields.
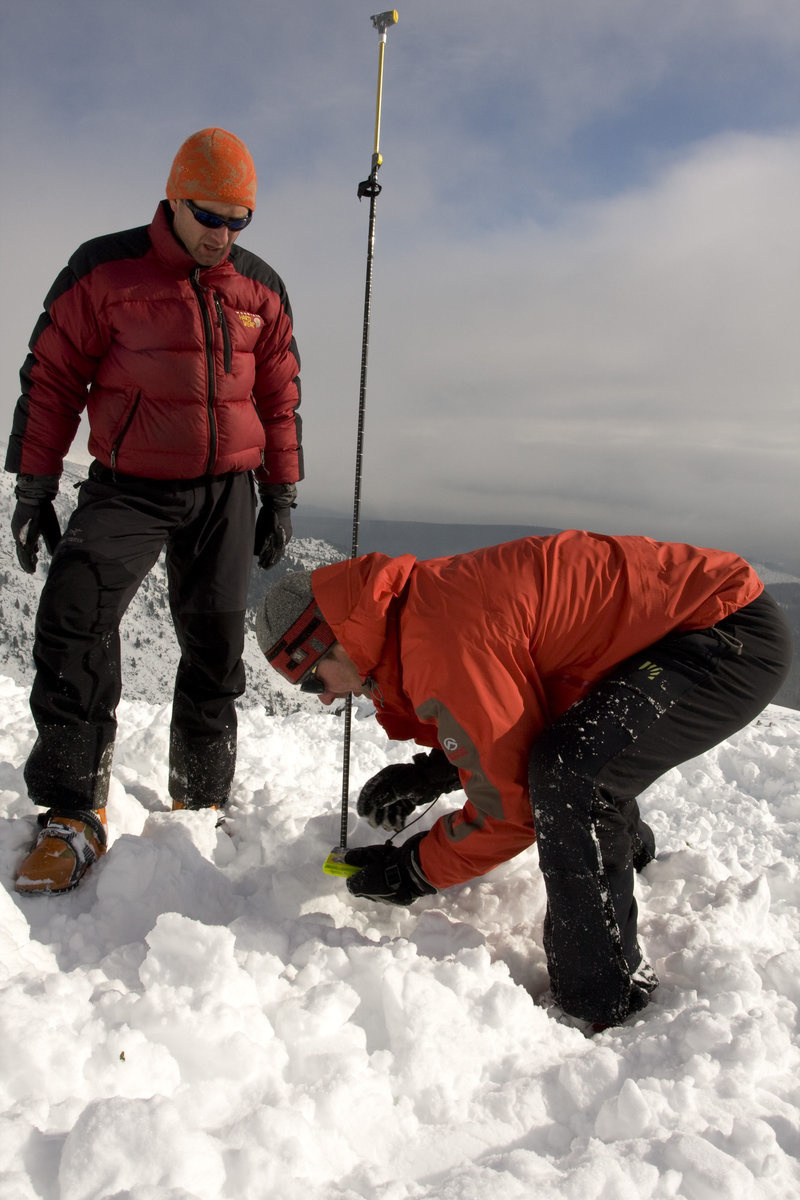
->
xmin=257 ymin=482 xmax=297 ymax=509
xmin=15 ymin=474 xmax=60 ymax=502
xmin=402 ymin=832 xmax=438 ymax=896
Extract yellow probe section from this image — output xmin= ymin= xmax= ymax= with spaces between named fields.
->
xmin=373 ymin=42 xmax=386 ymax=156
xmin=372 ymin=11 xmax=398 ymax=159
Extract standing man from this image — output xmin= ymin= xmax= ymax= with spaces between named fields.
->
xmin=254 ymin=533 xmax=791 ymax=1030
xmin=7 ymin=127 xmax=302 ymax=895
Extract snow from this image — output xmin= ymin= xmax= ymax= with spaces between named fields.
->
xmin=1 ymin=674 xmax=799 ymax=1200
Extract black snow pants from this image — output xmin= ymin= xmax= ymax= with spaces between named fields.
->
xmin=25 ymin=464 xmax=256 ymax=814
xmin=528 ymin=590 xmax=793 ymax=1027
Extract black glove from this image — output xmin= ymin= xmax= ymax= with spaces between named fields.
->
xmin=11 ymin=475 xmax=61 ymax=574
xmin=255 ymin=482 xmax=297 ymax=570
xmin=357 ymin=748 xmax=462 ymax=831
xmin=345 ymin=832 xmax=437 ymax=906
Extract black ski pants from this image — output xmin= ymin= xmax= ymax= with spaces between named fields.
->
xmin=25 ymin=464 xmax=256 ymax=814
xmin=528 ymin=591 xmax=792 ymax=1027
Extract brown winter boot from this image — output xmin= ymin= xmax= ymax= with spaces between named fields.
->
xmin=15 ymin=809 xmax=107 ymax=896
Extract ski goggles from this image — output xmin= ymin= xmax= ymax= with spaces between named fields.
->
xmin=266 ymin=600 xmax=336 ymax=687
xmin=185 ymin=198 xmax=252 ymax=232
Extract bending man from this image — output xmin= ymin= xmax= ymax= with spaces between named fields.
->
xmin=255 ymin=531 xmax=791 ymax=1029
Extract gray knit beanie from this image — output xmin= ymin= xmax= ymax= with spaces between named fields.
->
xmin=255 ymin=571 xmax=336 ymax=684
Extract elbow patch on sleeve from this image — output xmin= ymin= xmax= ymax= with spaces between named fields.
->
xmin=415 ymin=698 xmax=505 ymax=823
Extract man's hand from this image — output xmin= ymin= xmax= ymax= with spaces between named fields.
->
xmin=357 ymin=749 xmax=462 ymax=831
xmin=344 ymin=833 xmax=437 ymax=906
xmin=255 ymin=482 xmax=297 ymax=570
xmin=11 ymin=476 xmax=61 ymax=574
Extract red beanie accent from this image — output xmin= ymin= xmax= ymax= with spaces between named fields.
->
xmin=166 ymin=128 xmax=257 ymax=210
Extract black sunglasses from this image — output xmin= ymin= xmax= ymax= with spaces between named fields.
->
xmin=299 ymin=662 xmax=326 ymax=694
xmin=185 ymin=198 xmax=252 ymax=232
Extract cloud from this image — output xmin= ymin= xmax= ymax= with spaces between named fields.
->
xmin=1 ymin=2 xmax=798 ymax=564
xmin=318 ymin=130 xmax=799 ymax=560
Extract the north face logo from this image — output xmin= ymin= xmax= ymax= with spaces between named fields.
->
xmin=236 ymin=311 xmax=263 ymax=329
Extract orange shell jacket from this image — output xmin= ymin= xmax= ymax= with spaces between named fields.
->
xmin=311 ymin=531 xmax=763 ymax=890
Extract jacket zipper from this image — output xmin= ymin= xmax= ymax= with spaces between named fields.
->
xmin=213 ymin=293 xmax=233 ymax=374
xmin=190 ymin=269 xmax=217 ymax=473
xmin=110 ymin=391 xmax=142 ymax=477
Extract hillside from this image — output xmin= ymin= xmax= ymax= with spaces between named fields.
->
xmin=1 ymin=456 xmax=799 ymax=1199
xmin=0 ymin=461 xmax=343 ymax=716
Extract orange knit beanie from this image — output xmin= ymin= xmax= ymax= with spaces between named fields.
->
xmin=166 ymin=128 xmax=257 ymax=210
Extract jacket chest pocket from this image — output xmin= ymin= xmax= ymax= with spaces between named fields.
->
xmin=224 ymin=305 xmax=266 ymax=355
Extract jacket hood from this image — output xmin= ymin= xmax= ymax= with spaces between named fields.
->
xmin=311 ymin=553 xmax=417 ymax=674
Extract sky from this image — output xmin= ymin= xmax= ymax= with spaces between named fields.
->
xmin=2 ymin=673 xmax=800 ymax=1199
xmin=1 ymin=0 xmax=799 ymax=565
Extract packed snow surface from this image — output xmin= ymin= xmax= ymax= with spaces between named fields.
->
xmin=1 ymin=674 xmax=799 ymax=1200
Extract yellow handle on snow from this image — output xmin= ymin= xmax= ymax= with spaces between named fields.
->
xmin=322 ymin=848 xmax=360 ymax=878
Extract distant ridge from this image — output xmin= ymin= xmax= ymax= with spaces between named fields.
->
xmin=1 ymin=446 xmax=797 ymax=712
xmin=293 ymin=513 xmax=563 ymax=561
xmin=295 ymin=509 xmax=800 ymax=581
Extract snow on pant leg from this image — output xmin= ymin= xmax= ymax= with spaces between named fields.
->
xmin=165 ymin=473 xmax=256 ymax=808
xmin=529 ymin=590 xmax=792 ymax=1026
xmin=167 ymin=612 xmax=247 ymax=807
xmin=25 ymin=475 xmax=170 ymax=812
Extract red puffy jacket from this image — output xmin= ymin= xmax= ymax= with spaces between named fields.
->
xmin=312 ymin=532 xmax=763 ymax=888
xmin=6 ymin=203 xmax=301 ymax=483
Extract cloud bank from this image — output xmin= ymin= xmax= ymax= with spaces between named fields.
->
xmin=1 ymin=1 xmax=798 ymax=563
